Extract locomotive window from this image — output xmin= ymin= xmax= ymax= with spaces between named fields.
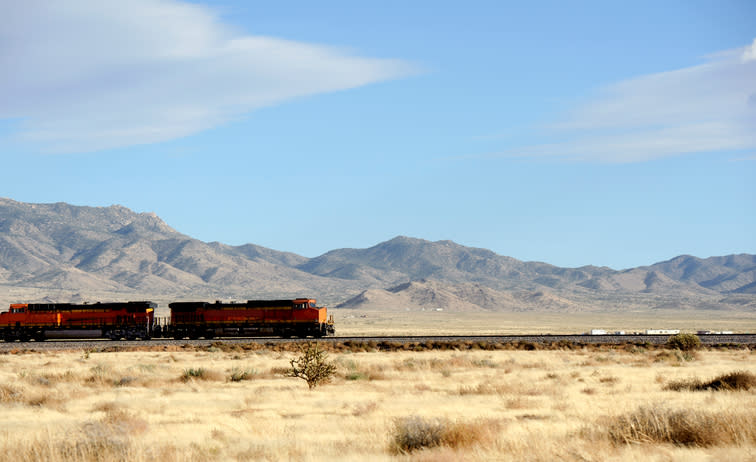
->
xmin=11 ymin=308 xmax=24 ymax=313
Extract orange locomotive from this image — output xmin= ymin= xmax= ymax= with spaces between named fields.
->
xmin=165 ymin=298 xmax=335 ymax=339
xmin=0 ymin=298 xmax=334 ymax=341
xmin=0 ymin=301 xmax=155 ymax=341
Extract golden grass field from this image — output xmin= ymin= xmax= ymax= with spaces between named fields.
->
xmin=0 ymin=341 xmax=754 ymax=461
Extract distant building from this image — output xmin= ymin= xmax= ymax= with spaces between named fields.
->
xmin=645 ymin=329 xmax=680 ymax=335
xmin=590 ymin=329 xmax=607 ymax=335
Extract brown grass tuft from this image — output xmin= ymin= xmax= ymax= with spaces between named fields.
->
xmin=0 ymin=384 xmax=24 ymax=403
xmin=600 ymin=406 xmax=756 ymax=447
xmin=664 ymin=370 xmax=756 ymax=392
xmin=390 ymin=416 xmax=501 ymax=454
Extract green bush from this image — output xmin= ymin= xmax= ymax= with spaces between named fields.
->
xmin=666 ymin=333 xmax=701 ymax=351
xmin=182 ymin=368 xmax=206 ymax=381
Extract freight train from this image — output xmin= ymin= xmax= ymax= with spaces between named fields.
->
xmin=0 ymin=298 xmax=334 ymax=342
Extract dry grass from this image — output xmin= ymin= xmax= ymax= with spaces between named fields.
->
xmin=600 ymin=406 xmax=756 ymax=446
xmin=0 ymin=346 xmax=753 ymax=461
xmin=390 ymin=416 xmax=501 ymax=454
xmin=664 ymin=370 xmax=756 ymax=391
xmin=180 ymin=367 xmax=224 ymax=382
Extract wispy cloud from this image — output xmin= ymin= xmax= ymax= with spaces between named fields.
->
xmin=0 ymin=0 xmax=415 ymax=153
xmin=504 ymin=38 xmax=756 ymax=162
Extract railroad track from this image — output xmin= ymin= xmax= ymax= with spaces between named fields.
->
xmin=1 ymin=333 xmax=754 ymax=352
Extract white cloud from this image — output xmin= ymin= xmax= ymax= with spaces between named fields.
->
xmin=743 ymin=38 xmax=756 ymax=62
xmin=0 ymin=0 xmax=415 ymax=153
xmin=506 ymin=39 xmax=756 ymax=162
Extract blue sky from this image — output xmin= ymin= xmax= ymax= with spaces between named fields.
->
xmin=1 ymin=0 xmax=754 ymax=269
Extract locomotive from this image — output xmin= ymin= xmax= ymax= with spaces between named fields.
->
xmin=0 ymin=298 xmax=334 ymax=341
xmin=0 ymin=301 xmax=155 ymax=341
xmin=164 ymin=298 xmax=335 ymax=339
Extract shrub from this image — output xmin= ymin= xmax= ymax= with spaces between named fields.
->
xmin=287 ymin=342 xmax=337 ymax=389
xmin=666 ymin=333 xmax=702 ymax=351
xmin=181 ymin=368 xmax=206 ymax=382
xmin=181 ymin=368 xmax=223 ymax=382
xmin=391 ymin=416 xmax=446 ymax=453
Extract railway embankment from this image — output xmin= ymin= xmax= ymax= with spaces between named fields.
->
xmin=0 ymin=334 xmax=753 ymax=353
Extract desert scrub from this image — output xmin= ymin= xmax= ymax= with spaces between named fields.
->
xmin=337 ymin=358 xmax=385 ymax=381
xmin=0 ymin=383 xmax=24 ymax=404
xmin=600 ymin=406 xmax=756 ymax=447
xmin=664 ymin=370 xmax=756 ymax=392
xmin=287 ymin=342 xmax=336 ymax=389
xmin=228 ymin=367 xmax=256 ymax=382
xmin=390 ymin=416 xmax=500 ymax=454
xmin=654 ymin=349 xmax=697 ymax=364
xmin=456 ymin=381 xmax=511 ymax=396
xmin=181 ymin=367 xmax=223 ymax=382
xmin=666 ymin=333 xmax=702 ymax=351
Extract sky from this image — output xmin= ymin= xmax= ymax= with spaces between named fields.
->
xmin=1 ymin=0 xmax=755 ymax=270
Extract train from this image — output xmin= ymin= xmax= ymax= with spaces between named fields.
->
xmin=0 ymin=298 xmax=334 ymax=342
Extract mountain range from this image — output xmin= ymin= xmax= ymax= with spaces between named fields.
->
xmin=1 ymin=197 xmax=754 ymax=312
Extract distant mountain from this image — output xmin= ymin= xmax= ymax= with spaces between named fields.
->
xmin=0 ymin=198 xmax=353 ymax=300
xmin=298 ymin=236 xmax=613 ymax=290
xmin=336 ymin=279 xmax=582 ymax=312
xmin=1 ymin=198 xmax=754 ymax=312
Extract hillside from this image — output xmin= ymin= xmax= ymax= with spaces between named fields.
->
xmin=1 ymin=198 xmax=754 ymax=312
xmin=0 ymin=198 xmax=357 ymax=301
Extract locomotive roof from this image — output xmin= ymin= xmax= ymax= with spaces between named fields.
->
xmin=169 ymin=299 xmax=309 ymax=310
xmin=24 ymin=301 xmax=156 ymax=311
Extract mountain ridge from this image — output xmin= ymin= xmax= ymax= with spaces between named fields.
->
xmin=0 ymin=198 xmax=754 ymax=312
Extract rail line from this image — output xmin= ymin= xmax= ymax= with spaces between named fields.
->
xmin=1 ymin=333 xmax=754 ymax=352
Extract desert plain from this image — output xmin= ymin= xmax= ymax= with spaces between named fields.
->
xmin=0 ymin=331 xmax=754 ymax=461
